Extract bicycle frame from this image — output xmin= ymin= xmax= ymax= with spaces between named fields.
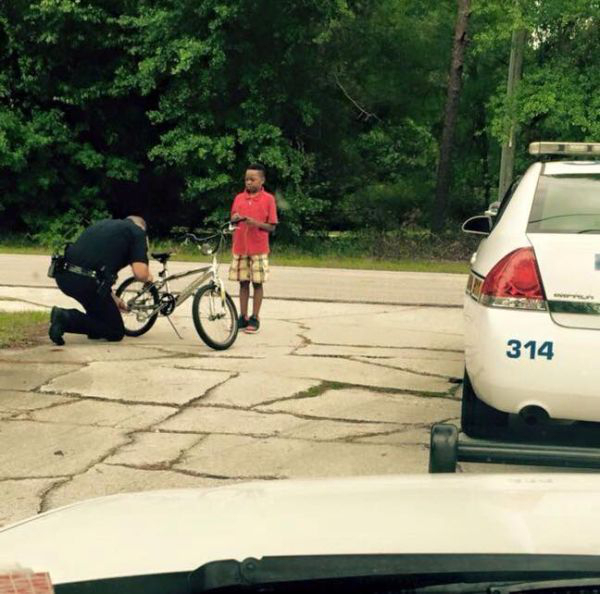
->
xmin=125 ymin=227 xmax=230 ymax=320
xmin=169 ymin=259 xmax=219 ymax=301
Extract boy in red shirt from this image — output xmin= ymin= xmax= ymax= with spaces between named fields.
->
xmin=229 ymin=164 xmax=278 ymax=333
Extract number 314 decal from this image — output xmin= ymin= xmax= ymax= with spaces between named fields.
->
xmin=506 ymin=340 xmax=555 ymax=360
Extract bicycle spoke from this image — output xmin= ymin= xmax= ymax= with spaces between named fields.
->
xmin=196 ymin=288 xmax=235 ymax=345
xmin=118 ymin=280 xmax=159 ymax=335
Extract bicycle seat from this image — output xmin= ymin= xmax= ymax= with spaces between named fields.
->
xmin=151 ymin=251 xmax=174 ymax=264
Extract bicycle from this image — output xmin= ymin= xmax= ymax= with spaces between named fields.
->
xmin=115 ymin=222 xmax=239 ymax=350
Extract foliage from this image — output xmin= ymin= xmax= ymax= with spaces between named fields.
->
xmin=32 ymin=206 xmax=110 ymax=252
xmin=0 ymin=0 xmax=598 ymax=238
xmin=485 ymin=0 xmax=600 ymax=163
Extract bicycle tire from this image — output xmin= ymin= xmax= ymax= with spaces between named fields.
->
xmin=115 ymin=276 xmax=160 ymax=337
xmin=192 ymin=283 xmax=238 ymax=350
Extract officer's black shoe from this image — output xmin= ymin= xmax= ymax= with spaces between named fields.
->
xmin=49 ymin=306 xmax=67 ymax=346
xmin=87 ymin=333 xmax=103 ymax=340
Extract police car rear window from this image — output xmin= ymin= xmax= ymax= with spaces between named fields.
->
xmin=528 ymin=173 xmax=600 ymax=234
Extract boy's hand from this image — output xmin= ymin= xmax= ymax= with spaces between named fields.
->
xmin=244 ymin=216 xmax=258 ymax=226
xmin=231 ymin=213 xmax=244 ymax=222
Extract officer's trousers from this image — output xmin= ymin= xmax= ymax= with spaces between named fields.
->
xmin=55 ymin=271 xmax=125 ymax=341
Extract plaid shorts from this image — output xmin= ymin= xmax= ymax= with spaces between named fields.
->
xmin=228 ymin=254 xmax=270 ymax=284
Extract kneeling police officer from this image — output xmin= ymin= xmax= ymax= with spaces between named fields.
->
xmin=49 ymin=215 xmax=153 ymax=345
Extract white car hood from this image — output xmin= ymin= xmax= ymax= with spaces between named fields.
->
xmin=2 ymin=474 xmax=600 ymax=585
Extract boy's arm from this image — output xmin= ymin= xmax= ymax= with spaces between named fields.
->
xmin=245 ymin=220 xmax=275 ymax=231
xmin=245 ymin=195 xmax=278 ymax=231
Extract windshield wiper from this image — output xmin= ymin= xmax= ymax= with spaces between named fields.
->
xmin=188 ymin=554 xmax=600 ymax=593
xmin=415 ymin=576 xmax=600 ymax=593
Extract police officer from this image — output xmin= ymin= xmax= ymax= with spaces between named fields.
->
xmin=49 ymin=215 xmax=153 ymax=345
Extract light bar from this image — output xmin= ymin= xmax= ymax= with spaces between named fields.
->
xmin=529 ymin=141 xmax=600 ymax=156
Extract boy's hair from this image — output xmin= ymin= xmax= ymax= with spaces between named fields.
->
xmin=247 ymin=163 xmax=266 ymax=178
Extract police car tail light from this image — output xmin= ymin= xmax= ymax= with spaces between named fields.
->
xmin=480 ymin=247 xmax=547 ymax=310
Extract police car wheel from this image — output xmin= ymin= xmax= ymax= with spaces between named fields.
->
xmin=461 ymin=371 xmax=509 ymax=439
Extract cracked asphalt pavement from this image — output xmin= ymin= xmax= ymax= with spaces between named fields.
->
xmin=1 ymin=254 xmax=471 ymax=527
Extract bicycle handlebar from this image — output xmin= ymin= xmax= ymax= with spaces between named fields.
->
xmin=182 ymin=232 xmax=206 ymax=243
xmin=178 ymin=220 xmax=239 ymax=251
xmin=176 ymin=219 xmax=243 ymax=239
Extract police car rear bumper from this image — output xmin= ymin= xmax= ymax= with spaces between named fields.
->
xmin=464 ymin=296 xmax=600 ymax=422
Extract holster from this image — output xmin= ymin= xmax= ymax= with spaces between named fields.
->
xmin=96 ymin=265 xmax=117 ymax=297
xmin=47 ymin=254 xmax=65 ymax=278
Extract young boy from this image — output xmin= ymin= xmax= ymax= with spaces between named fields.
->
xmin=229 ymin=164 xmax=278 ymax=334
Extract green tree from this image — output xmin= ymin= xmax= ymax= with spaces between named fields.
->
xmin=1 ymin=0 xmax=597 ymax=239
xmin=113 ymin=0 xmax=358 ymax=234
xmin=0 ymin=0 xmax=150 ymax=232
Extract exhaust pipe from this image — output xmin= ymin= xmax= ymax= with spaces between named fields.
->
xmin=519 ymin=405 xmax=549 ymax=427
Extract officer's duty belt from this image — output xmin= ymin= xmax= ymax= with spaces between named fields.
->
xmin=63 ymin=262 xmax=99 ymax=280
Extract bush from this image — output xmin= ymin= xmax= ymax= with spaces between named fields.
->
xmin=31 ymin=207 xmax=110 ymax=253
xmin=364 ymin=227 xmax=480 ymax=261
xmin=271 ymin=226 xmax=479 ymax=262
xmin=340 ymin=182 xmax=432 ymax=230
xmin=272 ymin=189 xmax=330 ymax=241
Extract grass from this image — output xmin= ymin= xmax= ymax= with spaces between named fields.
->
xmin=0 ymin=237 xmax=471 ymax=274
xmin=145 ymin=246 xmax=469 ymax=273
xmin=269 ymin=254 xmax=469 ymax=273
xmin=0 ymin=243 xmax=49 ymax=255
xmin=0 ymin=310 xmax=50 ymax=349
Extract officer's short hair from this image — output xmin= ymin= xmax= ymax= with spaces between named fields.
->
xmin=126 ymin=215 xmax=147 ymax=231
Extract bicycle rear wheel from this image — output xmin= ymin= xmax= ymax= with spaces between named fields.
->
xmin=192 ymin=284 xmax=238 ymax=350
xmin=115 ymin=276 xmax=160 ymax=337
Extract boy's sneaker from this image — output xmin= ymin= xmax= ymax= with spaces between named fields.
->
xmin=238 ymin=315 xmax=249 ymax=329
xmin=244 ymin=315 xmax=260 ymax=334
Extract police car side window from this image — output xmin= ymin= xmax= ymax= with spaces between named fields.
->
xmin=493 ymin=177 xmax=521 ymax=227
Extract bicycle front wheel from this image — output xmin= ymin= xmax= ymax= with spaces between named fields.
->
xmin=115 ymin=277 xmax=160 ymax=337
xmin=192 ymin=284 xmax=238 ymax=350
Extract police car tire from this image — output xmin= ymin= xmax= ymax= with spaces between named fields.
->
xmin=461 ymin=370 xmax=509 ymax=439
xmin=115 ymin=276 xmax=160 ymax=337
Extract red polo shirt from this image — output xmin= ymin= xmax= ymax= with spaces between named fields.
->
xmin=231 ymin=189 xmax=278 ymax=255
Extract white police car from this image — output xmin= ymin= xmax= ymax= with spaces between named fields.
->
xmin=6 ymin=476 xmax=600 ymax=592
xmin=462 ymin=141 xmax=600 ymax=438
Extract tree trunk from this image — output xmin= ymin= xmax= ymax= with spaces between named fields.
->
xmin=431 ymin=0 xmax=472 ymax=232
xmin=497 ymin=28 xmax=526 ymax=201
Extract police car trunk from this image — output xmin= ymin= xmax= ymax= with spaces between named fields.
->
xmin=524 ymin=148 xmax=600 ymax=331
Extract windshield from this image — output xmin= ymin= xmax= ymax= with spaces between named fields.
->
xmin=527 ymin=173 xmax=600 ymax=233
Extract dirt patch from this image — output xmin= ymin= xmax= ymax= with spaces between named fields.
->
xmin=0 ymin=313 xmax=50 ymax=350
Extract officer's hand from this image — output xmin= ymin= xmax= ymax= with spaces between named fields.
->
xmin=113 ymin=295 xmax=129 ymax=312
